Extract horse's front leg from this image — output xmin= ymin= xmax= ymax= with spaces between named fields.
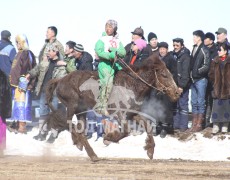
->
xmin=72 ymin=113 xmax=99 ymax=162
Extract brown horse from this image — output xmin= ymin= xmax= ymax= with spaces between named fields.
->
xmin=46 ymin=54 xmax=180 ymax=161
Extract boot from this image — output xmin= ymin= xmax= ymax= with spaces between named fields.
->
xmin=7 ymin=121 xmax=19 ymax=133
xmin=192 ymin=113 xmax=203 ymax=132
xmin=186 ymin=114 xmax=198 ymax=132
xmin=17 ymin=121 xmax=27 ymax=134
xmin=212 ymin=123 xmax=219 ymax=134
xmin=221 ymin=122 xmax=229 ymax=133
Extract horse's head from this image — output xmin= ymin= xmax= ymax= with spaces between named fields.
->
xmin=146 ymin=55 xmax=180 ymax=102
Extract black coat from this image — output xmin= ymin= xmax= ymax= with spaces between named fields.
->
xmin=161 ymin=52 xmax=177 ymax=82
xmin=190 ymin=43 xmax=211 ymax=82
xmin=76 ymin=51 xmax=93 ymax=71
xmin=0 ymin=70 xmax=11 ymax=118
xmin=124 ymin=43 xmax=152 ymax=67
xmin=208 ymin=43 xmax=218 ymax=61
xmin=172 ymin=48 xmax=191 ymax=88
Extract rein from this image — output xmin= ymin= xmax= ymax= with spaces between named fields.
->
xmin=117 ymin=57 xmax=174 ymax=93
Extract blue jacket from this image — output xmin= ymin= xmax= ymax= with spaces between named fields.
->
xmin=0 ymin=40 xmax=16 ymax=76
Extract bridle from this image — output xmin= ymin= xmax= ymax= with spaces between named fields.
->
xmin=154 ymin=69 xmax=175 ymax=93
xmin=116 ymin=57 xmax=174 ymax=94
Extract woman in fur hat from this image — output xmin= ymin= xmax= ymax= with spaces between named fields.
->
xmin=8 ymin=34 xmax=36 ymax=133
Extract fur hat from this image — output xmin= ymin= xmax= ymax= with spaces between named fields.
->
xmin=134 ymin=39 xmax=147 ymax=51
xmin=131 ymin=27 xmax=145 ymax=40
xmin=15 ymin=34 xmax=29 ymax=50
xmin=193 ymin=30 xmax=205 ymax=41
xmin=158 ymin=42 xmax=168 ymax=49
xmin=204 ymin=32 xmax=215 ymax=41
xmin=74 ymin=44 xmax=84 ymax=52
xmin=148 ymin=32 xmax=157 ymax=42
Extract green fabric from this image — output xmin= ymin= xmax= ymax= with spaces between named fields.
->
xmin=94 ymin=33 xmax=126 ymax=113
xmin=96 ymin=62 xmax=114 ymax=111
xmin=64 ymin=56 xmax=76 ymax=73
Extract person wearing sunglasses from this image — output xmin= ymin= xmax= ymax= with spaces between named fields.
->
xmin=171 ymin=38 xmax=191 ymax=132
xmin=209 ymin=43 xmax=230 ymax=134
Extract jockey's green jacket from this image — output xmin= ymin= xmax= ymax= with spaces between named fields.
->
xmin=94 ymin=32 xmax=126 ymax=112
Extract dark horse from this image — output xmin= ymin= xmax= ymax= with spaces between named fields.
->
xmin=46 ymin=54 xmax=179 ymax=161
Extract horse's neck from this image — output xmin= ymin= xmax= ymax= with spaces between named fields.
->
xmin=114 ymin=70 xmax=152 ymax=100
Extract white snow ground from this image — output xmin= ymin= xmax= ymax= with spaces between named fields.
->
xmin=4 ymin=127 xmax=230 ymax=161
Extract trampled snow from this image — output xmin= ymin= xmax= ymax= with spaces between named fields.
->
xmin=4 ymin=127 xmax=230 ymax=161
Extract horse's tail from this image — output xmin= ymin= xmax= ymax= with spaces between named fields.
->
xmin=46 ymin=78 xmax=60 ymax=112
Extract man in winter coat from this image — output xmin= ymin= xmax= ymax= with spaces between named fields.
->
xmin=38 ymin=26 xmax=64 ymax=62
xmin=171 ymin=38 xmax=191 ymax=132
xmin=189 ymin=30 xmax=211 ymax=132
xmin=0 ymin=30 xmax=16 ymax=76
xmin=73 ymin=44 xmax=93 ymax=71
xmin=26 ymin=45 xmax=67 ymax=141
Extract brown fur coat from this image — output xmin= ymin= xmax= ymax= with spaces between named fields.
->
xmin=209 ymin=55 xmax=230 ymax=99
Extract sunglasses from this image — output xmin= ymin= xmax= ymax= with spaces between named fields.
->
xmin=173 ymin=44 xmax=180 ymax=47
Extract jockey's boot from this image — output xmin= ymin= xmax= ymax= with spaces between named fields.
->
xmin=17 ymin=121 xmax=27 ymax=134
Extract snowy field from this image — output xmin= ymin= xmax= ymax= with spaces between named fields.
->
xmin=5 ymin=127 xmax=230 ymax=162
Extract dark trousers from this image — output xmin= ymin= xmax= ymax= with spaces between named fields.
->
xmin=173 ymin=87 xmax=189 ymax=130
xmin=205 ymin=81 xmax=213 ymax=127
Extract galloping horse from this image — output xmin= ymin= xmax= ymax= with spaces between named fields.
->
xmin=46 ymin=54 xmax=180 ymax=161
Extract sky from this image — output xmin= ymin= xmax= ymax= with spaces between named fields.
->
xmin=0 ymin=0 xmax=229 ymax=58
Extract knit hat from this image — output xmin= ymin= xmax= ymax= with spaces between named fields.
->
xmin=74 ymin=44 xmax=84 ymax=52
xmin=134 ymin=39 xmax=147 ymax=51
xmin=106 ymin=19 xmax=118 ymax=31
xmin=1 ymin=30 xmax=11 ymax=40
xmin=215 ymin=27 xmax=227 ymax=35
xmin=204 ymin=32 xmax=215 ymax=41
xmin=158 ymin=42 xmax=168 ymax=49
xmin=148 ymin=32 xmax=157 ymax=42
xmin=193 ymin=30 xmax=205 ymax=41
xmin=131 ymin=27 xmax=145 ymax=40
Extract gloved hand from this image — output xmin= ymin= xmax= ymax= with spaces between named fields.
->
xmin=108 ymin=47 xmax=117 ymax=52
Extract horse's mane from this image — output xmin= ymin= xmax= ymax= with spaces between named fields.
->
xmin=121 ymin=54 xmax=165 ymax=73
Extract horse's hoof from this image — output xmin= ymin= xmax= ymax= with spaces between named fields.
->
xmin=91 ymin=156 xmax=100 ymax=162
xmin=76 ymin=143 xmax=83 ymax=151
xmin=147 ymin=149 xmax=154 ymax=159
xmin=103 ymin=139 xmax=111 ymax=146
